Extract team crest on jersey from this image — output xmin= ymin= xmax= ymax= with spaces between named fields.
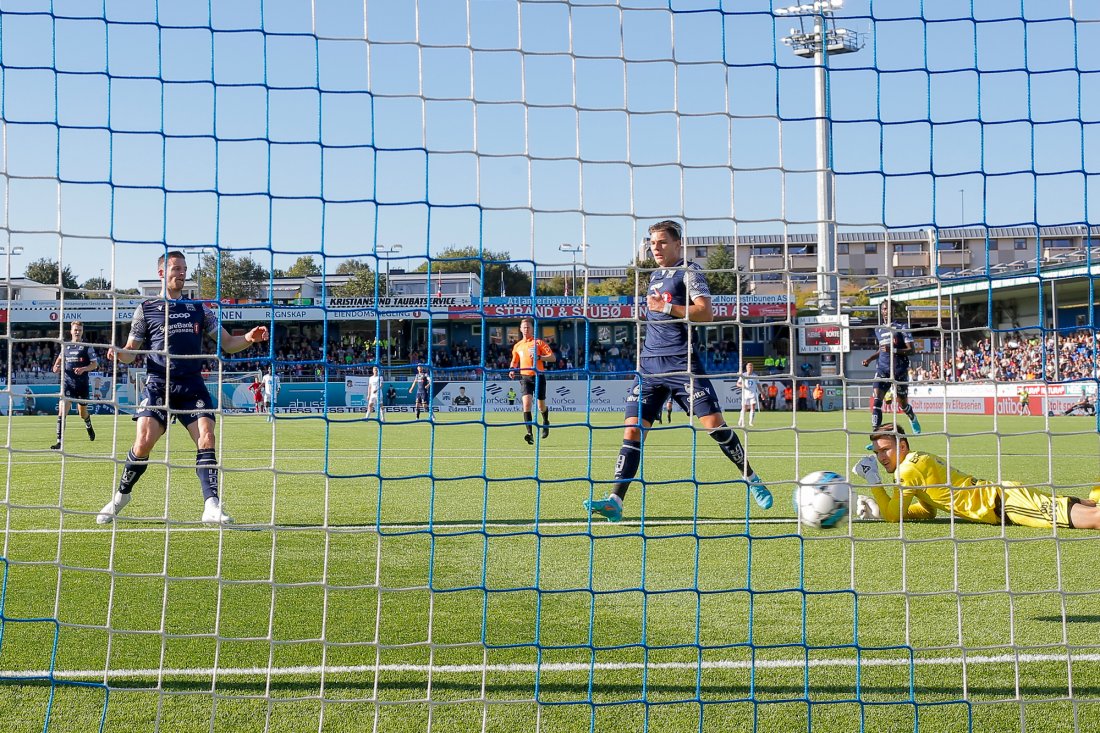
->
xmin=186 ymin=303 xmax=195 ymax=311
xmin=196 ymin=400 xmax=205 ymax=408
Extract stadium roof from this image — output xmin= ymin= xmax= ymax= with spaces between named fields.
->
xmin=868 ymin=256 xmax=1100 ymax=306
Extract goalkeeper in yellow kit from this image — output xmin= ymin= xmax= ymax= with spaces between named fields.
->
xmin=851 ymin=423 xmax=1100 ymax=529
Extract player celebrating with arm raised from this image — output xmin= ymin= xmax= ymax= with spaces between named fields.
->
xmin=584 ymin=220 xmax=772 ymax=522
xmin=97 ymin=250 xmax=268 ymax=525
xmin=408 ymin=365 xmax=431 ymax=420
xmin=862 ymin=299 xmax=920 ymax=434
xmin=50 ymin=320 xmax=98 ymax=450
xmin=852 ymin=423 xmax=1100 ymax=529
xmin=509 ymin=317 xmax=555 ymax=445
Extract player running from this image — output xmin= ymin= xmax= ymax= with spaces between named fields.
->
xmin=509 ymin=317 xmax=554 ymax=445
xmin=408 ymin=365 xmax=431 ymax=419
xmin=862 ymin=299 xmax=920 ymax=435
xmin=50 ymin=320 xmax=98 ymax=450
xmin=852 ymin=423 xmax=1100 ymax=529
xmin=97 ymin=250 xmax=268 ymax=525
xmin=367 ymin=366 xmax=385 ymax=422
xmin=584 ymin=220 xmax=772 ymax=522
xmin=736 ymin=362 xmax=760 ymax=428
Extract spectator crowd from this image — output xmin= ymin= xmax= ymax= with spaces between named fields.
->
xmin=911 ymin=330 xmax=1099 ymax=382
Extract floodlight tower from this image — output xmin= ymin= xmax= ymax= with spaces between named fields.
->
xmin=777 ymin=0 xmax=862 ymax=313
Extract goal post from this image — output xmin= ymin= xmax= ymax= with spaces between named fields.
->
xmin=1 ymin=3 xmax=1098 ymax=733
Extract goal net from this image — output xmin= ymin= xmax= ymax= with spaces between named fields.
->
xmin=2 ymin=2 xmax=1099 ymax=732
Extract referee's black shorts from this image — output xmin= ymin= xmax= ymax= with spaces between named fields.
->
xmin=520 ymin=374 xmax=546 ymax=401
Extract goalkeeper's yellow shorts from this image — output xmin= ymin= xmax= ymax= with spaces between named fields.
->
xmin=1001 ymin=482 xmax=1077 ymax=529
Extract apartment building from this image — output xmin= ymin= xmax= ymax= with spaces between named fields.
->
xmin=622 ymin=226 xmax=1098 ymax=295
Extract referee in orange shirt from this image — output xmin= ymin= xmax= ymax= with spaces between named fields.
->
xmin=509 ymin=317 xmax=555 ymax=445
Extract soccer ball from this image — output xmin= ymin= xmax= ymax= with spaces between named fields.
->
xmin=793 ymin=471 xmax=851 ymax=529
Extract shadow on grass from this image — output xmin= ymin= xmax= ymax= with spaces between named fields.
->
xmin=3 ymin=675 xmax=1093 ymax=700
xmin=1033 ymin=614 xmax=1100 ymax=623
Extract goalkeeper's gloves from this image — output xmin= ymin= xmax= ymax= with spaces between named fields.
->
xmin=855 ymin=495 xmax=882 ymax=521
xmin=851 ymin=455 xmax=882 ymax=486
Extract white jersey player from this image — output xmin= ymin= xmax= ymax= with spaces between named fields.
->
xmin=367 ymin=366 xmax=384 ymax=422
xmin=261 ymin=369 xmax=279 ymax=422
xmin=737 ymin=362 xmax=760 ymax=428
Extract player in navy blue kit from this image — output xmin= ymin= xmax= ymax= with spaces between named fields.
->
xmin=862 ymin=299 xmax=920 ymax=435
xmin=408 ymin=365 xmax=431 ymax=419
xmin=97 ymin=251 xmax=268 ymax=525
xmin=50 ymin=320 xmax=98 ymax=450
xmin=584 ymin=221 xmax=773 ymax=522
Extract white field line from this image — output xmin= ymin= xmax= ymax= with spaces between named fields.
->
xmin=4 ymin=517 xmax=798 ymax=534
xmin=4 ymin=652 xmax=1098 ymax=681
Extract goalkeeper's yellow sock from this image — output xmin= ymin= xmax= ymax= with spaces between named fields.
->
xmin=1090 ymin=485 xmax=1100 ymax=504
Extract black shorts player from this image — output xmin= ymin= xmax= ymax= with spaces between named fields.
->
xmin=520 ymin=373 xmax=547 ymax=402
xmin=97 ymin=250 xmax=268 ymax=526
xmin=583 ymin=220 xmax=773 ymax=523
xmin=408 ymin=365 xmax=431 ymax=419
xmin=136 ymin=376 xmax=216 ymax=429
xmin=51 ymin=320 xmax=99 ymax=450
xmin=627 ymin=354 xmax=721 ymax=424
xmin=862 ymin=299 xmax=921 ymax=435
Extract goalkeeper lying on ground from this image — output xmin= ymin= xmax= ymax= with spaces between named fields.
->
xmin=851 ymin=423 xmax=1100 ymax=529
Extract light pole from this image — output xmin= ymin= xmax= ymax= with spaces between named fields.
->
xmin=958 ymin=188 xmax=965 ymax=226
xmin=559 ymin=243 xmax=587 ymax=369
xmin=779 ymin=0 xmax=862 ymax=313
xmin=376 ymin=244 xmax=402 ymax=368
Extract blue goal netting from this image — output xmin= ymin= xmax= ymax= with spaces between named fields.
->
xmin=2 ymin=2 xmax=1098 ymax=732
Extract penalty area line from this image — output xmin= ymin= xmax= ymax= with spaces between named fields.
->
xmin=5 ymin=651 xmax=1097 ymax=681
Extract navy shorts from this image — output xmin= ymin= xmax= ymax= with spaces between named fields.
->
xmin=626 ymin=356 xmax=722 ymax=424
xmin=63 ymin=383 xmax=90 ymax=402
xmin=135 ymin=378 xmax=216 ymax=428
xmin=873 ymin=361 xmax=910 ymax=398
xmin=414 ymin=389 xmax=429 ymax=404
xmin=520 ymin=374 xmax=547 ymax=401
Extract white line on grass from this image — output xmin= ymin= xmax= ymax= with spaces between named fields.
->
xmin=5 ymin=517 xmax=798 ymax=534
xmin=5 ymin=652 xmax=1098 ymax=681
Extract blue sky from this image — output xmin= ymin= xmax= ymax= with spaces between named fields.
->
xmin=1 ymin=0 xmax=1097 ymax=290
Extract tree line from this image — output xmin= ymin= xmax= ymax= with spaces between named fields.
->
xmin=24 ymin=244 xmax=750 ymax=301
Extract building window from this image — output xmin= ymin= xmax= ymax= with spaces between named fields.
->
xmin=864 ymin=243 xmax=877 ymax=254
xmin=695 ymin=247 xmax=707 ymax=258
xmin=938 ymin=240 xmax=961 ymax=250
xmin=837 ymin=243 xmax=848 ymax=255
xmin=865 ymin=268 xmax=878 ymax=276
xmin=1047 ymin=238 xmax=1073 ymax=249
xmin=894 ymin=267 xmax=927 ymax=277
xmin=896 ymin=243 xmax=925 ymax=253
xmin=752 ymin=246 xmax=781 ymax=256
xmin=1014 ymin=238 xmax=1028 ymax=250
xmin=988 ymin=239 xmax=999 ymax=250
